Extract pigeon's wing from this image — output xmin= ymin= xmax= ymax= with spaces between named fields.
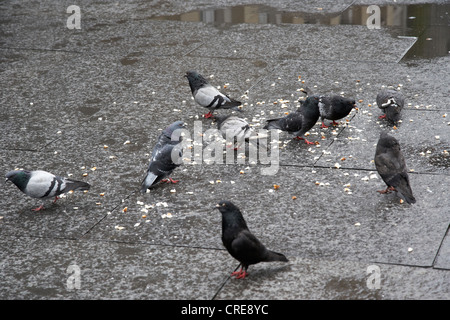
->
xmin=230 ymin=230 xmax=268 ymax=266
xmin=25 ymin=171 xmax=65 ymax=199
xmin=376 ymin=150 xmax=415 ymax=203
xmin=220 ymin=117 xmax=251 ymax=140
xmin=318 ymin=97 xmax=331 ymax=119
xmin=141 ymin=143 xmax=183 ymax=192
xmin=150 ymin=144 xmax=182 ymax=175
xmin=375 ymin=150 xmax=406 ymax=185
xmin=265 ymin=112 xmax=303 ymax=133
xmin=377 ymin=90 xmax=404 ymax=110
xmin=194 ymin=86 xmax=221 ymax=106
xmin=195 ymin=85 xmax=241 ymax=110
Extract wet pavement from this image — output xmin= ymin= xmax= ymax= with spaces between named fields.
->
xmin=0 ymin=0 xmax=449 ymax=301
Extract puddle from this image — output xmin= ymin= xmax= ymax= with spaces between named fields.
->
xmin=150 ymin=3 xmax=450 ymax=60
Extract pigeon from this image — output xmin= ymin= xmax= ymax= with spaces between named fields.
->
xmin=141 ymin=121 xmax=186 ymax=193
xmin=5 ymin=169 xmax=90 ymax=211
xmin=376 ymin=90 xmax=405 ymax=124
xmin=374 ymin=131 xmax=416 ymax=204
xmin=216 ymin=200 xmax=288 ymax=279
xmin=185 ymin=71 xmax=242 ymax=118
xmin=318 ymin=95 xmax=357 ymax=128
xmin=213 ymin=115 xmax=255 ymax=150
xmin=263 ymin=95 xmax=320 ymax=144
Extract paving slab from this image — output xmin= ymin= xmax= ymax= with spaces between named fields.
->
xmin=0 ymin=234 xmax=233 ymax=299
xmin=216 ymin=256 xmax=450 ymax=300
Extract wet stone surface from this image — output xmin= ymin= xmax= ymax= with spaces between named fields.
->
xmin=0 ymin=0 xmax=449 ymax=300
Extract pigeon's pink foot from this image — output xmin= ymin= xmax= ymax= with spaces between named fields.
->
xmin=293 ymin=136 xmax=315 ymax=145
xmin=379 ymin=114 xmax=387 ymax=119
xmin=53 ymin=196 xmax=60 ymax=203
xmin=161 ymin=178 xmax=179 ymax=184
xmin=332 ymin=120 xmax=339 ymax=126
xmin=203 ymin=112 xmax=214 ymax=119
xmin=377 ymin=186 xmax=396 ymax=194
xmin=31 ymin=204 xmax=45 ymax=211
xmin=231 ymin=268 xmax=248 ymax=279
xmin=321 ymin=122 xmax=329 ymax=129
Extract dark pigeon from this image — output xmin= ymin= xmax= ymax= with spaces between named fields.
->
xmin=376 ymin=90 xmax=405 ymax=124
xmin=374 ymin=131 xmax=416 ymax=204
xmin=185 ymin=71 xmax=242 ymax=119
xmin=263 ymin=95 xmax=320 ymax=144
xmin=141 ymin=121 xmax=186 ymax=193
xmin=5 ymin=169 xmax=90 ymax=211
xmin=216 ymin=200 xmax=288 ymax=279
xmin=318 ymin=95 xmax=357 ymax=128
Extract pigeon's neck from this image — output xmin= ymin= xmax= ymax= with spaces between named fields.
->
xmin=222 ymin=213 xmax=248 ymax=235
xmin=11 ymin=172 xmax=31 ymax=192
xmin=189 ymin=77 xmax=207 ymax=93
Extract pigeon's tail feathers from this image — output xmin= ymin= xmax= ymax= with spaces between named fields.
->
xmin=140 ymin=172 xmax=158 ymax=194
xmin=264 ymin=250 xmax=289 ymax=263
xmin=232 ymin=105 xmax=244 ymax=112
xmin=263 ymin=119 xmax=281 ymax=130
xmin=391 ymin=172 xmax=416 ymax=204
xmin=225 ymin=98 xmax=242 ymax=108
xmin=395 ymin=181 xmax=416 ymax=204
xmin=401 ymin=192 xmax=416 ymax=205
xmin=64 ymin=179 xmax=90 ymax=192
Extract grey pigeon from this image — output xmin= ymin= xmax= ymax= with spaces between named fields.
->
xmin=185 ymin=71 xmax=242 ymax=118
xmin=213 ymin=115 xmax=255 ymax=150
xmin=374 ymin=132 xmax=416 ymax=204
xmin=376 ymin=90 xmax=405 ymax=124
xmin=318 ymin=95 xmax=357 ymax=128
xmin=263 ymin=95 xmax=320 ymax=144
xmin=5 ymin=169 xmax=90 ymax=211
xmin=216 ymin=200 xmax=289 ymax=279
xmin=141 ymin=121 xmax=186 ymax=193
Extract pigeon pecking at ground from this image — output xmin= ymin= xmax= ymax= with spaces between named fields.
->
xmin=216 ymin=200 xmax=289 ymax=279
xmin=141 ymin=121 xmax=186 ymax=193
xmin=263 ymin=95 xmax=320 ymax=144
xmin=318 ymin=95 xmax=357 ymax=128
xmin=376 ymin=89 xmax=405 ymax=124
xmin=185 ymin=71 xmax=242 ymax=119
xmin=5 ymin=169 xmax=90 ymax=211
xmin=213 ymin=115 xmax=255 ymax=150
xmin=374 ymin=131 xmax=416 ymax=204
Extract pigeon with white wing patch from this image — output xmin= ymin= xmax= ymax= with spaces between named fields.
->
xmin=376 ymin=90 xmax=405 ymax=124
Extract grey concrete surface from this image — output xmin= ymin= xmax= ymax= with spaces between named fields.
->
xmin=1 ymin=0 xmax=449 ymax=301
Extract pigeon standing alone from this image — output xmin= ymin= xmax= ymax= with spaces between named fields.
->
xmin=374 ymin=131 xmax=416 ymax=204
xmin=5 ymin=169 xmax=90 ymax=211
xmin=318 ymin=95 xmax=357 ymax=128
xmin=141 ymin=121 xmax=186 ymax=193
xmin=263 ymin=95 xmax=320 ymax=144
xmin=376 ymin=90 xmax=405 ymax=124
xmin=185 ymin=71 xmax=242 ymax=119
xmin=216 ymin=200 xmax=289 ymax=279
